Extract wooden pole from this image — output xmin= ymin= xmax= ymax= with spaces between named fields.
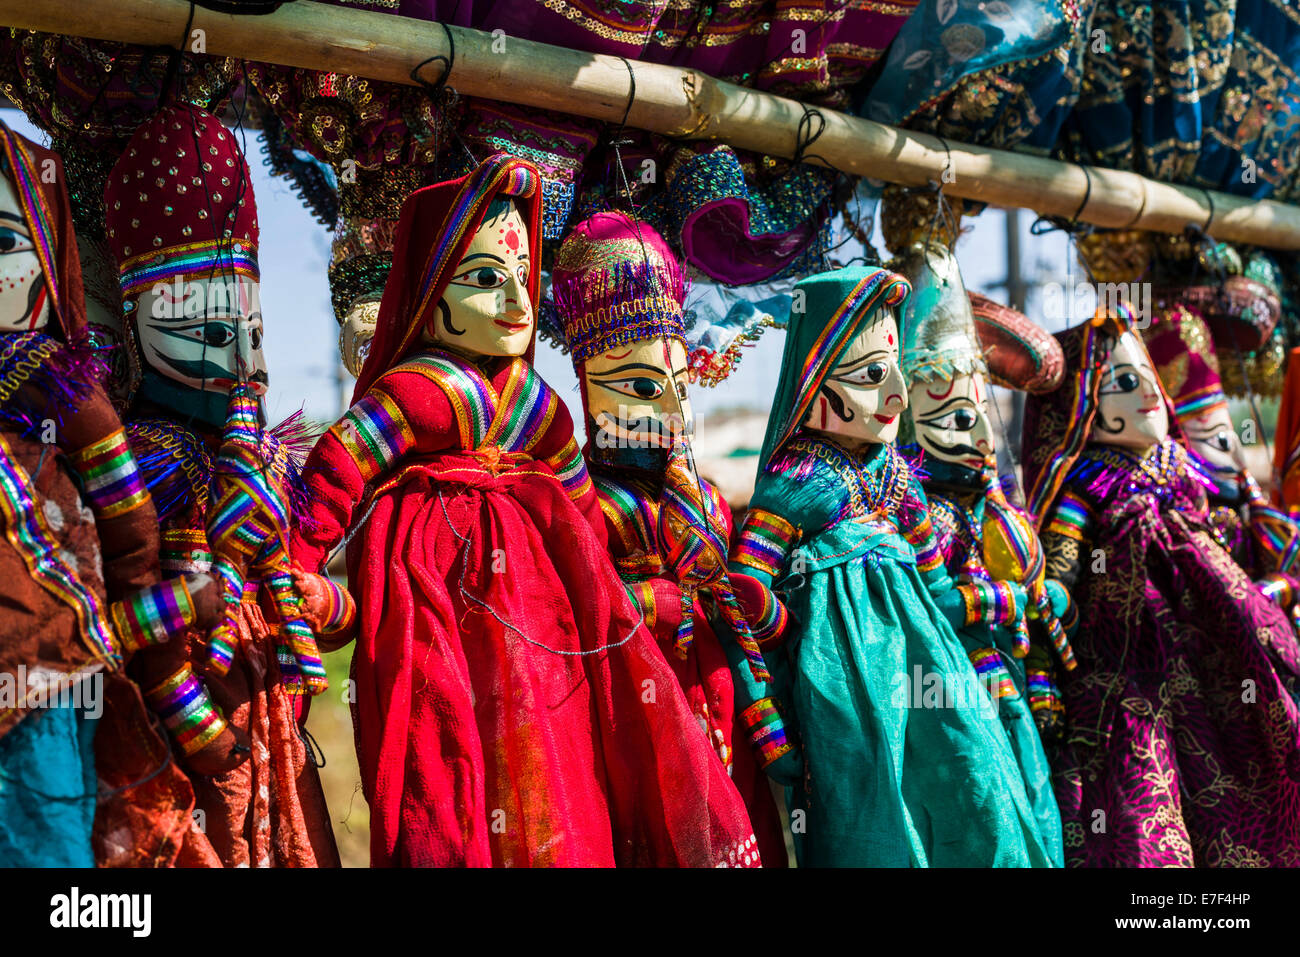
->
xmin=5 ymin=0 xmax=1300 ymax=249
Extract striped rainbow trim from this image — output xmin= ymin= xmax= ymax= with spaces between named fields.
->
xmin=969 ymin=646 xmax=1017 ymax=699
xmin=546 ymin=436 xmax=594 ymax=502
xmin=594 ymin=474 xmax=658 ymax=556
xmin=0 ymin=126 xmax=62 ymax=323
xmin=903 ymin=512 xmax=944 ymax=574
xmin=0 ymin=432 xmax=117 ymax=662
xmin=1046 ymin=491 xmax=1092 ymax=541
xmin=739 ymin=697 xmax=794 ymax=770
xmin=145 ymin=663 xmax=227 ymax=756
xmin=117 ymin=239 xmax=259 ymax=296
xmin=111 ymin=577 xmax=194 ymax=653
xmin=332 ymin=388 xmax=415 ymax=484
xmin=733 ymin=508 xmax=798 ymax=579
xmin=68 ymin=427 xmax=150 ymax=519
xmin=1173 ymin=388 xmax=1228 ymax=423
xmin=394 ymin=352 xmax=494 ymax=448
xmin=487 ymin=358 xmax=557 ymax=453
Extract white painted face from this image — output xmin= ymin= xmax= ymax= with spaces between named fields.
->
xmin=1091 ymin=331 xmax=1169 ymax=450
xmin=0 ymin=172 xmax=50 ymax=332
xmin=132 ymin=275 xmax=268 ymax=395
xmin=584 ymin=338 xmax=692 ymax=449
xmin=1183 ymin=404 xmax=1243 ymax=478
xmin=908 ymin=370 xmax=994 ymax=472
xmin=803 ymin=309 xmax=907 ymax=448
xmin=421 ymin=201 xmax=532 ymax=359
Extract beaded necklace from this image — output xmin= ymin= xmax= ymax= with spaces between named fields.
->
xmin=785 ymin=433 xmax=910 ymax=521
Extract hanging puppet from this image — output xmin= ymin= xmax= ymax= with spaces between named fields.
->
xmin=894 ymin=241 xmax=1074 ymax=866
xmin=288 ymin=154 xmax=760 ymax=868
xmin=1023 ymin=302 xmax=1300 ymax=867
xmin=1141 ymin=303 xmax=1300 ymax=628
xmin=549 ymin=210 xmax=793 ymax=863
xmin=0 ymin=119 xmax=184 ymax=866
xmin=728 ymin=262 xmax=1053 ymax=867
xmin=102 ymin=103 xmax=337 ymax=868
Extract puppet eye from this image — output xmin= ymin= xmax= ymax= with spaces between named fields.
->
xmin=1100 ymin=370 xmax=1142 ymax=394
xmin=592 ymin=376 xmax=664 ymax=400
xmin=0 ymin=227 xmax=33 ymax=255
xmin=835 ymin=361 xmax=888 ymax=386
xmin=451 ymin=266 xmax=507 ymax=289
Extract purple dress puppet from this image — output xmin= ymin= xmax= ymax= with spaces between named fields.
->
xmin=1023 ymin=303 xmax=1300 ymax=867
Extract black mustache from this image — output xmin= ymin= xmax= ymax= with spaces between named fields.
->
xmin=925 ymin=438 xmax=984 ymax=458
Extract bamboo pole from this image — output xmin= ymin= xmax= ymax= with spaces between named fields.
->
xmin=4 ymin=0 xmax=1299 ymax=249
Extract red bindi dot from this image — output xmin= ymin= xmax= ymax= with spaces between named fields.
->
xmin=887 ymin=333 xmax=894 ymax=345
xmin=504 ymin=229 xmax=520 ymax=253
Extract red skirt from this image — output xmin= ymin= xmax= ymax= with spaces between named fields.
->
xmin=346 ymin=453 xmax=759 ymax=867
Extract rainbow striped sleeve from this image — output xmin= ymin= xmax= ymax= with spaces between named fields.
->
xmin=68 ymin=427 xmax=150 ymax=519
xmin=544 ymin=436 xmax=594 ymax=503
xmin=903 ymin=511 xmax=944 ymax=575
xmin=331 ymin=388 xmax=415 ymax=484
xmin=733 ymin=508 xmax=798 ymax=579
xmin=1046 ymin=491 xmax=1092 ymax=541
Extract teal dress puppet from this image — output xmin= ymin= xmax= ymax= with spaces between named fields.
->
xmin=729 ymin=264 xmax=1053 ymax=867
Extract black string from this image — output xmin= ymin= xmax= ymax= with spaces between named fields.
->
xmin=158 ymin=2 xmax=199 ymax=110
xmin=1202 ymin=187 xmax=1216 ymax=235
xmin=616 ymin=56 xmax=637 ymax=137
xmin=410 ymin=21 xmax=457 ymax=104
xmin=1030 ymin=164 xmax=1095 ymax=238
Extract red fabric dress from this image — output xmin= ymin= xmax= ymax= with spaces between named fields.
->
xmin=292 ymin=352 xmax=761 ymax=866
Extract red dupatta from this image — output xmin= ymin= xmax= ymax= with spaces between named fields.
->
xmin=354 ymin=154 xmax=543 ymax=402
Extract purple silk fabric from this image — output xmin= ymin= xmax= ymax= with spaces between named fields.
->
xmin=1054 ymin=451 xmax=1300 ymax=867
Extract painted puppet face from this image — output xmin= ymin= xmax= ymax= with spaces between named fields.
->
xmin=1183 ymin=404 xmax=1242 ymax=478
xmin=0 ymin=173 xmax=50 ymax=332
xmin=1091 ymin=331 xmax=1169 ymax=450
xmin=908 ymin=371 xmax=994 ymax=472
xmin=423 ymin=200 xmax=532 ymax=359
xmin=133 ymin=274 xmax=268 ymax=395
xmin=585 ymin=338 xmax=692 ymax=449
xmin=803 ymin=310 xmax=907 ymax=448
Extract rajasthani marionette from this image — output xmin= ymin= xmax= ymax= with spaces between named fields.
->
xmin=1024 ymin=303 xmax=1300 ymax=867
xmin=289 ymin=154 xmax=760 ymax=867
xmin=894 ymin=241 xmax=1073 ymax=866
xmin=0 ymin=120 xmax=178 ymax=865
xmin=729 ymin=263 xmax=1053 ymax=867
xmin=550 ymin=211 xmax=791 ymax=864
xmin=1141 ymin=305 xmax=1300 ymax=630
xmin=102 ymin=103 xmax=337 ymax=867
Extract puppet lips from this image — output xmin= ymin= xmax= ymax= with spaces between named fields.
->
xmin=873 ymin=414 xmax=897 ymax=424
xmin=494 ymin=318 xmax=530 ymax=333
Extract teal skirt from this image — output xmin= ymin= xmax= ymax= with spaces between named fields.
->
xmin=782 ymin=520 xmax=1053 ymax=867
xmin=0 ymin=703 xmax=98 ymax=867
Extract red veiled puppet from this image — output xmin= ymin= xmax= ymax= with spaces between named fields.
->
xmin=291 ymin=154 xmax=760 ymax=867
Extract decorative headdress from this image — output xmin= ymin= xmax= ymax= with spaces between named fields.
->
xmin=354 ymin=154 xmax=542 ymax=401
xmin=968 ymin=292 xmax=1065 ymax=395
xmin=895 ymin=241 xmax=984 ymax=385
xmin=1140 ymin=305 xmax=1228 ymax=425
xmin=104 ymin=104 xmax=259 ymax=301
xmin=758 ymin=265 xmax=911 ymax=469
xmin=1021 ymin=303 xmax=1181 ymax=527
xmin=551 ymin=211 xmax=686 ymax=365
